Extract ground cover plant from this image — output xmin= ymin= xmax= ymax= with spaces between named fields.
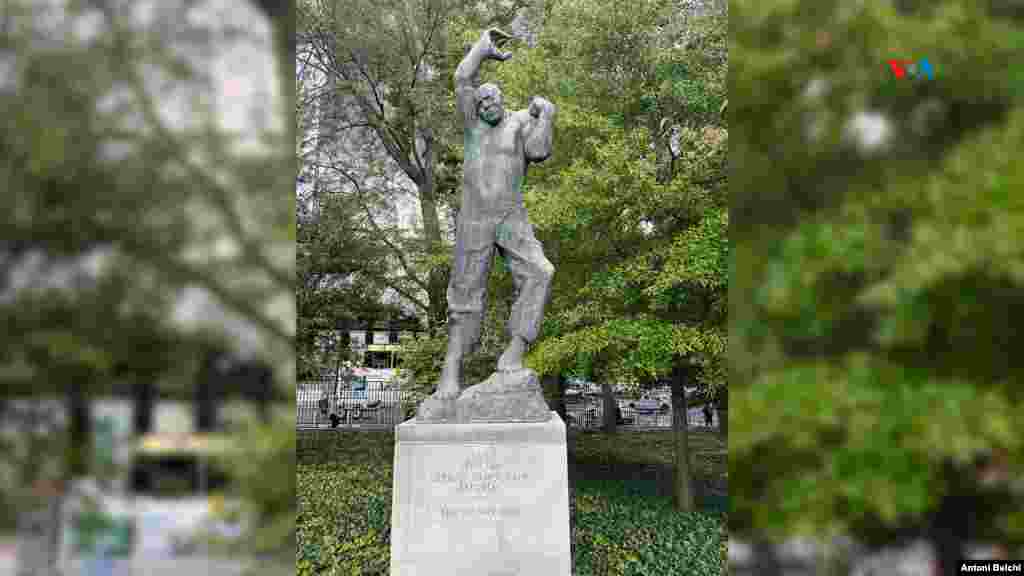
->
xmin=296 ymin=429 xmax=726 ymax=575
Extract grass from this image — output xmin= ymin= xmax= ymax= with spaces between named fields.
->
xmin=297 ymin=427 xmax=727 ymax=575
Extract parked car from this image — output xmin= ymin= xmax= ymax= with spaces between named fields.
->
xmin=564 ymin=380 xmax=583 ymax=399
xmin=629 ymin=397 xmax=670 ymax=415
xmin=566 ymin=378 xmax=602 ymax=395
xmin=565 ymin=390 xmax=603 ymax=408
xmin=564 ymin=387 xmax=583 ymax=401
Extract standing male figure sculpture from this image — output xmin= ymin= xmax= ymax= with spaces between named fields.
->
xmin=418 ymin=28 xmax=556 ymax=421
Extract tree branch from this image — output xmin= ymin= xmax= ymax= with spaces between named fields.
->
xmin=336 ymin=169 xmax=432 ymax=296
xmin=126 ymin=66 xmax=293 ymax=292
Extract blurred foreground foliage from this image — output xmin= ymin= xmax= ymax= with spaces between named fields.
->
xmin=731 ymin=0 xmax=1024 ymax=553
xmin=0 ymin=0 xmax=296 ymax=563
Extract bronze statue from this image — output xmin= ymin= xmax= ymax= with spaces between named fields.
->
xmin=418 ymin=28 xmax=557 ymax=422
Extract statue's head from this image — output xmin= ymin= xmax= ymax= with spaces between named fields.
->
xmin=477 ymin=83 xmax=504 ymax=126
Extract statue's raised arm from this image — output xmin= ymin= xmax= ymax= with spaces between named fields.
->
xmin=454 ymin=28 xmax=514 ymax=127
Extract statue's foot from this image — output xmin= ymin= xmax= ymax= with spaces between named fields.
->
xmin=436 ymin=382 xmax=460 ymax=400
xmin=497 ymin=337 xmax=526 ymax=371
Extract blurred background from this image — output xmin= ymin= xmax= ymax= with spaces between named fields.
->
xmin=730 ymin=0 xmax=1024 ymax=574
xmin=0 ymin=0 xmax=294 ymax=574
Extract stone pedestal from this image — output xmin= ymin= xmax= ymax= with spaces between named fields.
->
xmin=389 ymin=413 xmax=571 ymax=576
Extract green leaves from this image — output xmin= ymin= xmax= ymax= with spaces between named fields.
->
xmin=489 ymin=0 xmax=729 ymax=392
xmin=297 ymin=429 xmax=726 ymax=575
xmin=732 ymin=351 xmax=1024 ymax=537
xmin=528 ymin=317 xmax=723 ymax=387
xmin=297 ymin=432 xmax=396 ymax=576
xmin=573 ymin=481 xmax=723 ymax=575
xmin=647 ymin=207 xmax=728 ymax=298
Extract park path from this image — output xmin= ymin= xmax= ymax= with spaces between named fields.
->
xmin=0 ymin=541 xmax=251 ymax=576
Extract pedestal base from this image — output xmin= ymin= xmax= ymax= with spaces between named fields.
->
xmin=389 ymin=413 xmax=571 ymax=576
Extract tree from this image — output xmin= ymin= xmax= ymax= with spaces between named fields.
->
xmin=299 ymin=0 xmax=540 ymax=402
xmin=731 ymin=0 xmax=1024 ymax=567
xmin=490 ymin=0 xmax=727 ymax=512
xmin=300 ymin=0 xmax=463 ymax=330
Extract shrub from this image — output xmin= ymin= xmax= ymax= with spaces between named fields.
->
xmin=296 ymin=430 xmax=726 ymax=575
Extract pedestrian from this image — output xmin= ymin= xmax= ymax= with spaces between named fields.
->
xmin=702 ymin=403 xmax=713 ymax=427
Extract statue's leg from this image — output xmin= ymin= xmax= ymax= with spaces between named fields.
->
xmin=496 ymin=210 xmax=554 ymax=371
xmin=437 ymin=216 xmax=496 ymax=396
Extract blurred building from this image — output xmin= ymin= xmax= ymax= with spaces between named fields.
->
xmin=343 ymin=319 xmax=426 ymax=371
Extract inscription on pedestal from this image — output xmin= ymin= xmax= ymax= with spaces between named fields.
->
xmin=430 ymin=448 xmax=531 ymax=499
xmin=391 ymin=416 xmax=571 ymax=576
xmin=438 ymin=504 xmax=521 ymax=521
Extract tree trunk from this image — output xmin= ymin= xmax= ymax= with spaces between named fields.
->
xmin=601 ymin=380 xmax=616 ymax=433
xmin=716 ymin=391 xmax=728 ymax=439
xmin=751 ymin=540 xmax=785 ymax=576
xmin=671 ymin=365 xmax=694 ymax=512
xmin=66 ymin=381 xmax=91 ymax=480
xmin=194 ymin=353 xmax=221 ymax=495
xmin=133 ymin=379 xmax=154 ymax=492
xmin=195 ymin=378 xmax=217 ymax=432
xmin=195 ymin=350 xmax=220 ymax=432
xmin=419 ymin=181 xmax=449 ymax=330
xmin=256 ymin=364 xmax=273 ymax=423
xmin=134 ymin=380 xmax=154 ymax=434
xmin=543 ymin=373 xmax=567 ymax=422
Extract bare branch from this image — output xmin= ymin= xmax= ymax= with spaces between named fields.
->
xmin=336 ymin=169 xmax=432 ymax=296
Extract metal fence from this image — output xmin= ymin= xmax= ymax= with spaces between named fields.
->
xmin=298 ymin=381 xmax=719 ymax=432
xmin=297 ymin=379 xmax=406 ymax=430
xmin=564 ymin=391 xmax=720 ymax=431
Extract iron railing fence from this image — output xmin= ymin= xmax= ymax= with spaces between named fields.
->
xmin=564 ymin=390 xmax=720 ymax=431
xmin=298 ymin=382 xmax=720 ymax=431
xmin=297 ymin=378 xmax=407 ymax=430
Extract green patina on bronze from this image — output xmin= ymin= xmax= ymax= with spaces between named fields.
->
xmin=496 ymin=220 xmax=513 ymax=244
xmin=464 ymin=125 xmax=481 ymax=163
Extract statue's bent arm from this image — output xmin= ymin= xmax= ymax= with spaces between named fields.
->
xmin=521 ymin=99 xmax=556 ymax=162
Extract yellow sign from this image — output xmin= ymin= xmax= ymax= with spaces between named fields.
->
xmin=136 ymin=433 xmax=232 ymax=455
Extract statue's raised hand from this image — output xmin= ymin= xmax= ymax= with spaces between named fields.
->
xmin=481 ymin=27 xmax=514 ymax=61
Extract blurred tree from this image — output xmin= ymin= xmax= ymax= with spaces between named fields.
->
xmin=731 ymin=0 xmax=1024 ymax=568
xmin=0 ymin=0 xmax=295 ymax=565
